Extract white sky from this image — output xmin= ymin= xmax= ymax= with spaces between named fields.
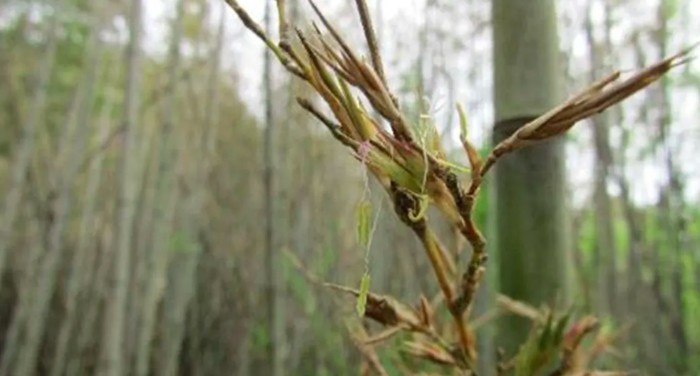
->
xmin=143 ymin=0 xmax=700 ymax=206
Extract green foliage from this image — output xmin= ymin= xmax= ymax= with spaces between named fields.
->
xmin=168 ymin=231 xmax=201 ymax=254
xmin=355 ymin=272 xmax=370 ymax=317
xmin=251 ymin=321 xmax=270 ymax=355
xmin=355 ymin=200 xmax=372 ymax=248
xmin=577 ymin=210 xmax=596 ymax=267
xmin=283 ymin=251 xmax=317 ymax=315
xmin=514 ymin=311 xmax=571 ymax=376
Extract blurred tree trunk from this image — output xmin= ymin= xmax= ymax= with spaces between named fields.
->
xmin=623 ymin=36 xmax=671 ymax=372
xmin=134 ymin=1 xmax=184 ymax=375
xmin=60 ymin=101 xmax=114 ymax=376
xmin=11 ymin=26 xmax=100 ymax=375
xmin=188 ymin=6 xmax=227 ymax=374
xmin=653 ymin=0 xmax=688 ymax=370
xmin=8 ymin=21 xmax=99 ymax=376
xmin=99 ymin=0 xmax=143 ymax=374
xmin=584 ymin=1 xmax=618 ymax=317
xmin=49 ymin=22 xmax=106 ymax=376
xmin=0 ymin=1 xmax=58 ymax=286
xmin=262 ymin=1 xmax=282 ymax=375
xmin=491 ymin=0 xmax=572 ymax=355
xmin=157 ymin=4 xmax=214 ymax=372
xmin=0 ymin=10 xmax=59 ymax=375
xmin=69 ymin=220 xmax=115 ymax=375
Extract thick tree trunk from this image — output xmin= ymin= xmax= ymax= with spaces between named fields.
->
xmin=491 ymin=0 xmax=572 ymax=355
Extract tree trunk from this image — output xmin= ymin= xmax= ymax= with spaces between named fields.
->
xmin=3 ymin=20 xmax=100 ymax=376
xmin=133 ymin=1 xmax=184 ymax=374
xmin=99 ymin=0 xmax=143 ymax=374
xmin=584 ymin=1 xmax=618 ymax=317
xmin=57 ymin=100 xmax=113 ymax=376
xmin=262 ymin=1 xmax=283 ymax=375
xmin=0 ymin=1 xmax=59 ymax=285
xmin=0 ymin=8 xmax=60 ymax=373
xmin=653 ymin=0 xmax=688 ymax=370
xmin=491 ymin=0 xmax=572 ymax=355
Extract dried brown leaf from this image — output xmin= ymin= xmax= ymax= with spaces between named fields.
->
xmin=346 ymin=320 xmax=390 ymax=376
xmin=496 ymin=294 xmax=544 ymax=323
xmin=325 ymin=283 xmax=422 ymax=327
xmin=404 ymin=340 xmax=457 ymax=366
xmin=417 ymin=295 xmax=434 ymax=329
xmin=488 ymin=49 xmax=691 ymax=164
xmin=364 ymin=325 xmax=404 ymax=345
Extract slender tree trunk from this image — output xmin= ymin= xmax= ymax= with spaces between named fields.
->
xmin=68 ymin=219 xmax=114 ymax=375
xmin=653 ymin=0 xmax=688 ymax=370
xmin=0 ymin=2 xmax=59 ymax=285
xmin=0 ymin=9 xmax=60 ymax=374
xmin=99 ymin=0 xmax=143 ymax=374
xmin=584 ymin=1 xmax=618 ymax=317
xmin=12 ymin=33 xmax=98 ymax=376
xmin=132 ymin=1 xmax=184 ymax=374
xmin=158 ymin=4 xmax=227 ymax=374
xmin=55 ymin=99 xmax=113 ymax=376
xmin=263 ymin=1 xmax=282 ymax=375
xmin=157 ymin=232 xmax=199 ymax=376
xmin=491 ymin=0 xmax=572 ymax=355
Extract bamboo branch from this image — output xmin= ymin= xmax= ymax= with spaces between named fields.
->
xmin=390 ymin=184 xmax=476 ymax=365
xmin=451 ymin=46 xmax=693 ymax=315
xmin=276 ymin=0 xmax=289 ymax=46
xmin=223 ymin=0 xmax=306 ymax=78
xmin=354 ymin=0 xmax=387 ymax=85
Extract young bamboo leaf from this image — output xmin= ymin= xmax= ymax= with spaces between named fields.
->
xmin=456 ymin=102 xmax=482 ymax=173
xmin=367 ymin=151 xmax=422 ymax=192
xmin=553 ymin=310 xmax=573 ymax=347
xmin=457 ymin=103 xmax=469 ymax=141
xmin=356 ymin=272 xmax=371 ymax=317
xmin=356 ymin=200 xmax=373 ymax=248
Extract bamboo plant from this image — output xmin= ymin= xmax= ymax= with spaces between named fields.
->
xmin=222 ymin=0 xmax=691 ymax=374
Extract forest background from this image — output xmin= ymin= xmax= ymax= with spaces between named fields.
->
xmin=0 ymin=0 xmax=699 ymax=375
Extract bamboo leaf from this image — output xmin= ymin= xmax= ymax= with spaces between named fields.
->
xmin=456 ymin=103 xmax=482 ymax=173
xmin=356 ymin=272 xmax=371 ymax=317
xmin=356 ymin=200 xmax=373 ymax=248
xmin=456 ymin=102 xmax=469 ymax=141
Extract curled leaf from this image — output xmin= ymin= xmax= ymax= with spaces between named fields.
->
xmin=408 ymin=194 xmax=430 ymax=222
xmin=404 ymin=340 xmax=456 ymax=366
